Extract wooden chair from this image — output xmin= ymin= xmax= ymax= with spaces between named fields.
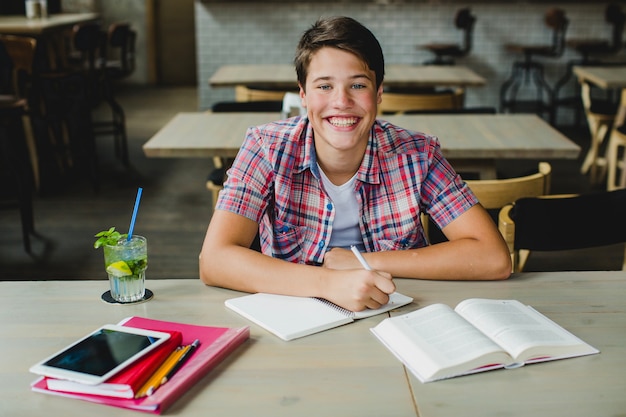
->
xmin=605 ymin=88 xmax=626 ymax=191
xmin=552 ymin=3 xmax=625 ymax=125
xmin=420 ymin=8 xmax=476 ymax=65
xmin=498 ymin=188 xmax=626 ymax=272
xmin=378 ymin=88 xmax=464 ymax=115
xmin=423 ymin=162 xmax=552 ymax=244
xmin=465 ymin=162 xmax=552 ymax=210
xmin=0 ymin=34 xmax=39 ymax=190
xmin=578 ymin=81 xmax=618 ymax=184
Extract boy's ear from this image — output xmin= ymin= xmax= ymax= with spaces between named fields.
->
xmin=299 ymin=84 xmax=307 ymax=107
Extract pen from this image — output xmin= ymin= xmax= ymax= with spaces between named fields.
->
xmin=350 ymin=245 xmax=372 ymax=271
xmin=160 ymin=339 xmax=200 ymax=384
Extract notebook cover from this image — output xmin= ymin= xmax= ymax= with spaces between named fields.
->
xmin=225 ymin=292 xmax=413 ymax=341
xmin=31 ymin=317 xmax=250 ymax=414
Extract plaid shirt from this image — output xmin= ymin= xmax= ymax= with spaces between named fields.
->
xmin=216 ymin=116 xmax=477 ymax=265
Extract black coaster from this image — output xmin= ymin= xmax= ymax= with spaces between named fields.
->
xmin=101 ymin=289 xmax=154 ymax=305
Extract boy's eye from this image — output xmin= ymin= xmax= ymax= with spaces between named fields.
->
xmin=352 ymin=84 xmax=366 ymax=90
xmin=318 ymin=85 xmax=331 ymax=91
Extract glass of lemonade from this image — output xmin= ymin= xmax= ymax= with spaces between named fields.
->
xmin=103 ymin=235 xmax=147 ymax=303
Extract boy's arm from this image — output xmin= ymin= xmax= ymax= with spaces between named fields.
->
xmin=324 ymin=205 xmax=512 ymax=281
xmin=199 ymin=210 xmax=395 ymax=311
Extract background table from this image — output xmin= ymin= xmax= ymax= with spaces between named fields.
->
xmin=2 ymin=271 xmax=625 ymax=416
xmin=209 ymin=64 xmax=486 ymax=90
xmin=143 ymin=112 xmax=580 ymax=179
xmin=573 ymin=66 xmax=626 ymax=90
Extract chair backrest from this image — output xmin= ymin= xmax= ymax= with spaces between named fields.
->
xmin=421 ymin=162 xmax=551 ymax=245
xmin=211 ymin=100 xmax=283 ymax=112
xmin=107 ymin=23 xmax=136 ymax=77
xmin=0 ymin=35 xmax=37 ymax=99
xmin=466 ymin=162 xmax=551 ymax=210
xmin=606 ymin=3 xmax=625 ymax=52
xmin=498 ymin=188 xmax=626 ymax=272
xmin=72 ymin=22 xmax=106 ymax=72
xmin=378 ymin=88 xmax=464 ymax=115
xmin=545 ymin=8 xmax=569 ymax=57
xmin=455 ymin=8 xmax=476 ymax=54
xmin=281 ymin=92 xmax=306 ymax=119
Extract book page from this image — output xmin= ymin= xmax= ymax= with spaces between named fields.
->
xmin=371 ymin=303 xmax=512 ymax=382
xmin=455 ymin=299 xmax=598 ymax=363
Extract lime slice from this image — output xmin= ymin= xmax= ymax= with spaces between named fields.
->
xmin=106 ymin=261 xmax=132 ymax=277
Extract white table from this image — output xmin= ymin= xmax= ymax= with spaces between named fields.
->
xmin=143 ymin=112 xmax=580 ymax=179
xmin=2 ymin=271 xmax=625 ymax=416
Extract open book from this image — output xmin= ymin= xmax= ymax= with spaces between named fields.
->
xmin=226 ymin=292 xmax=413 ymax=341
xmin=371 ymin=298 xmax=599 ymax=383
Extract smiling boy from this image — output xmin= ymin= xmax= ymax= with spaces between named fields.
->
xmin=200 ymin=16 xmax=511 ymax=312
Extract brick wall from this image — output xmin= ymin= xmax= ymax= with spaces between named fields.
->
xmin=195 ymin=2 xmax=625 ymax=125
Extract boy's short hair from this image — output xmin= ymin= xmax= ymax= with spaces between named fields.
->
xmin=294 ymin=16 xmax=385 ymax=90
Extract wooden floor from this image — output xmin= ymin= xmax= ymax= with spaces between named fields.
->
xmin=0 ymin=86 xmax=623 ymax=281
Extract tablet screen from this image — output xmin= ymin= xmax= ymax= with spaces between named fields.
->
xmin=45 ymin=328 xmax=158 ymax=376
xmin=30 ymin=325 xmax=171 ymax=384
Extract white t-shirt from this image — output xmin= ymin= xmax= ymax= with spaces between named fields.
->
xmin=318 ymin=165 xmax=364 ymax=250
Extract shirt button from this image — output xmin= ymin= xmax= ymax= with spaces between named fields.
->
xmin=318 ymin=240 xmax=325 ymax=248
xmin=326 ymin=203 xmax=333 ymax=211
xmin=281 ymin=226 xmax=289 ymax=233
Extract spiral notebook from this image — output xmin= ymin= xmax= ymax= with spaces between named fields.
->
xmin=225 ymin=292 xmax=413 ymax=341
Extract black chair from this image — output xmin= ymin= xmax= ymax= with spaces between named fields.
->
xmin=71 ymin=22 xmax=130 ymax=169
xmin=420 ymin=8 xmax=476 ymax=65
xmin=0 ymin=40 xmax=36 ymax=252
xmin=500 ymin=8 xmax=569 ymax=121
xmin=499 ymin=189 xmax=626 ymax=272
xmin=552 ymin=3 xmax=626 ymax=125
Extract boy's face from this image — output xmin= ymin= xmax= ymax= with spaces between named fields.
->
xmin=300 ymin=47 xmax=382 ymax=157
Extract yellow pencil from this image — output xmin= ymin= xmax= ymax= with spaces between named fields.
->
xmin=135 ymin=347 xmax=186 ymax=399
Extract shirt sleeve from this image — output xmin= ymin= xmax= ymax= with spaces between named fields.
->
xmin=419 ymin=135 xmax=478 ymax=230
xmin=215 ymin=125 xmax=274 ymax=223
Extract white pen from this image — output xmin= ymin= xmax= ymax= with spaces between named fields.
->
xmin=350 ymin=245 xmax=372 ymax=271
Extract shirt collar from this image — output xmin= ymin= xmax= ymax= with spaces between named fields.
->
xmin=297 ymin=119 xmax=382 ymax=185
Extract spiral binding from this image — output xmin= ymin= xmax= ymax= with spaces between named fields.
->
xmin=313 ymin=298 xmax=355 ymax=318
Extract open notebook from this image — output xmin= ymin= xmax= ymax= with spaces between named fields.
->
xmin=225 ymin=292 xmax=413 ymax=341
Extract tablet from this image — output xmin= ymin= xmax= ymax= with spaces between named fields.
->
xmin=29 ymin=324 xmax=171 ymax=385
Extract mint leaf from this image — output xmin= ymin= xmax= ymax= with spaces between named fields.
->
xmin=94 ymin=227 xmax=128 ymax=249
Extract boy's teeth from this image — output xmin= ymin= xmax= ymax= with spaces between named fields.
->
xmin=329 ymin=117 xmax=357 ymax=127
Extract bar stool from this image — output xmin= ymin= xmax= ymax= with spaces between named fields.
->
xmin=419 ymin=8 xmax=476 ymax=65
xmin=552 ymin=3 xmax=625 ymax=125
xmin=500 ymin=8 xmax=568 ymax=121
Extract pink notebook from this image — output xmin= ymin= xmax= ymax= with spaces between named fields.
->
xmin=31 ymin=317 xmax=249 ymax=414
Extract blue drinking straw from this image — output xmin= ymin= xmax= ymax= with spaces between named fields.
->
xmin=127 ymin=187 xmax=143 ymax=241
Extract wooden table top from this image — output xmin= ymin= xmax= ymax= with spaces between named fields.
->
xmin=2 ymin=271 xmax=625 ymax=416
xmin=209 ymin=64 xmax=487 ymax=89
xmin=0 ymin=13 xmax=99 ymax=35
xmin=573 ymin=65 xmax=626 ymax=89
xmin=143 ymin=112 xmax=580 ymax=161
